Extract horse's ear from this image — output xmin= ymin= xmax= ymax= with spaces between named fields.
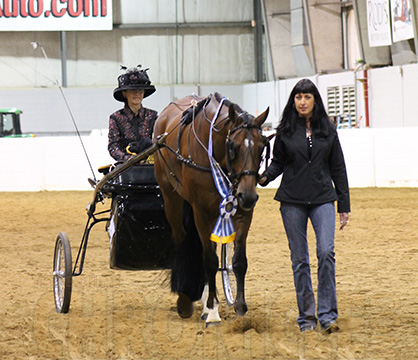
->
xmin=253 ymin=107 xmax=270 ymax=128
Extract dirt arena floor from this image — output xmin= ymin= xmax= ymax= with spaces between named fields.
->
xmin=0 ymin=187 xmax=417 ymax=359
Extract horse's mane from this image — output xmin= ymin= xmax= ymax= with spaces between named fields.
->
xmin=213 ymin=92 xmax=245 ymax=114
xmin=214 ymin=93 xmax=255 ymax=128
xmin=180 ymin=92 xmax=248 ymax=127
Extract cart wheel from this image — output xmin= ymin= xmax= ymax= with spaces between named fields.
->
xmin=221 ymin=242 xmax=237 ymax=306
xmin=53 ymin=232 xmax=73 ymax=313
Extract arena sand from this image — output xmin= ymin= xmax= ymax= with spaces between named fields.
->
xmin=0 ymin=188 xmax=417 ymax=359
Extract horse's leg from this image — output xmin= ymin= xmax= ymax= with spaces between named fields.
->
xmin=166 ymin=198 xmax=207 ymax=319
xmin=163 ymin=192 xmax=196 ymax=318
xmin=200 ymin=283 xmax=209 ymax=320
xmin=232 ymin=213 xmax=252 ymax=316
xmin=194 ymin=212 xmax=222 ymax=326
xmin=233 ymin=238 xmax=248 ymax=316
xmin=203 ymin=240 xmax=222 ymax=326
xmin=154 ymin=165 xmax=197 ymax=318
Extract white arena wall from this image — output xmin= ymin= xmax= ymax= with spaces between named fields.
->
xmin=2 ymin=127 xmax=418 ymax=191
xmin=2 ymin=64 xmax=418 ymax=191
xmin=2 ymin=64 xmax=418 ymax=136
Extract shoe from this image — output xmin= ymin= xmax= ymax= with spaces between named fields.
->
xmin=300 ymin=324 xmax=316 ymax=332
xmin=322 ymin=321 xmax=339 ymax=334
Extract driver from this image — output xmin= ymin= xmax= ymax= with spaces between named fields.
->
xmin=108 ymin=65 xmax=157 ymax=162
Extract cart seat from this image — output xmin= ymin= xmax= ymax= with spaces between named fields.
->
xmin=100 ymin=163 xmax=159 ymax=196
xmin=116 ymin=164 xmax=157 ymax=185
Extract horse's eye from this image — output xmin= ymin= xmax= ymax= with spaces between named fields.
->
xmin=227 ymin=142 xmax=236 ymax=160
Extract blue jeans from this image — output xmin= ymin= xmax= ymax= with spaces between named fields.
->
xmin=280 ymin=202 xmax=337 ymax=330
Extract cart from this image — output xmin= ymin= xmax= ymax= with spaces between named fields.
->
xmin=52 ymin=136 xmax=237 ymax=313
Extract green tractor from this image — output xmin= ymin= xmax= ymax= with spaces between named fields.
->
xmin=0 ymin=108 xmax=34 ymax=138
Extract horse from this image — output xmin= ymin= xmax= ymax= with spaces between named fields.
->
xmin=153 ymin=93 xmax=270 ymax=326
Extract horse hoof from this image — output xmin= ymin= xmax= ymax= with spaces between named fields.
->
xmin=201 ymin=312 xmax=208 ymax=321
xmin=177 ymin=293 xmax=194 ymax=318
xmin=205 ymin=321 xmax=222 ymax=328
xmin=234 ymin=303 xmax=248 ymax=316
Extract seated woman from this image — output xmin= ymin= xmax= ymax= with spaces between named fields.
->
xmin=108 ymin=65 xmax=158 ymax=162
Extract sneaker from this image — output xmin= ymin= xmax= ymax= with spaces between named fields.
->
xmin=300 ymin=324 xmax=316 ymax=332
xmin=322 ymin=321 xmax=339 ymax=334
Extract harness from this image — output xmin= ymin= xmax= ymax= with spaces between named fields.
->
xmin=158 ymin=94 xmax=271 ymax=192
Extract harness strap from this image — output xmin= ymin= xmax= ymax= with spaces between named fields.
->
xmin=159 ymin=95 xmax=272 ymax=186
xmin=163 ymin=144 xmax=211 ymax=172
xmin=225 ymin=122 xmax=266 ymax=185
xmin=175 ymin=96 xmax=211 ymax=165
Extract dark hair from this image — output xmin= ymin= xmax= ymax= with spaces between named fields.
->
xmin=277 ymin=79 xmax=335 ymax=137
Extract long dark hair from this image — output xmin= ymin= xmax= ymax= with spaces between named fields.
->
xmin=277 ymin=79 xmax=335 ymax=137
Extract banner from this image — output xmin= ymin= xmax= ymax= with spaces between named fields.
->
xmin=391 ymin=0 xmax=415 ymax=42
xmin=367 ymin=0 xmax=392 ymax=46
xmin=0 ymin=0 xmax=113 ymax=31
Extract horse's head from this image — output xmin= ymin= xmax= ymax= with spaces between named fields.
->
xmin=226 ymin=104 xmax=270 ymax=211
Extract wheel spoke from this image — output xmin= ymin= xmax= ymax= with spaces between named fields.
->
xmin=221 ymin=243 xmax=237 ymax=306
xmin=53 ymin=268 xmax=66 ymax=276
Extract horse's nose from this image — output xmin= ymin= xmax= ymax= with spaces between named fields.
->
xmin=237 ymin=192 xmax=259 ymax=211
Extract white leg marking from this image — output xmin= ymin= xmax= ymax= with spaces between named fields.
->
xmin=200 ymin=284 xmax=209 ymax=320
xmin=205 ymin=298 xmax=221 ymax=327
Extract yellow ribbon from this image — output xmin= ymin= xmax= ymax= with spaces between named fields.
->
xmin=210 ymin=232 xmax=236 ymax=244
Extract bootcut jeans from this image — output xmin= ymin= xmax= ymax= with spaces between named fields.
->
xmin=280 ymin=202 xmax=338 ymax=330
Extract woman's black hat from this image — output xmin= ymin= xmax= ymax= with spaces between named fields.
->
xmin=113 ymin=65 xmax=156 ymax=102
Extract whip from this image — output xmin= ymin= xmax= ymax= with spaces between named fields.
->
xmin=31 ymin=42 xmax=97 ymax=183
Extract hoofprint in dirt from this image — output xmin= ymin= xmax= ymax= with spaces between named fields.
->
xmin=0 ymin=188 xmax=416 ymax=359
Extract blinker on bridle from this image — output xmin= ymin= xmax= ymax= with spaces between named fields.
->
xmin=225 ymin=120 xmax=269 ymax=188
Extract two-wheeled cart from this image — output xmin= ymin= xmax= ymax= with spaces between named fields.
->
xmin=52 ymin=137 xmax=237 ymax=313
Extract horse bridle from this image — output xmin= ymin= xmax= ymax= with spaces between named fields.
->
xmin=225 ymin=120 xmax=271 ymax=189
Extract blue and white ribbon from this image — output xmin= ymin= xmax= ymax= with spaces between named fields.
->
xmin=208 ymin=97 xmax=237 ymax=244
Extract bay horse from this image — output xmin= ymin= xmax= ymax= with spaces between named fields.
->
xmin=153 ymin=93 xmax=269 ymax=326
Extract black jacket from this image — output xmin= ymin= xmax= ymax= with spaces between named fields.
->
xmin=263 ymin=119 xmax=350 ymax=213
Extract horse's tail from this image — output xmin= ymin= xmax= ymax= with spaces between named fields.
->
xmin=171 ymin=201 xmax=205 ymax=301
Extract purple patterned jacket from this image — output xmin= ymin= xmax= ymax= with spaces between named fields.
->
xmin=108 ymin=105 xmax=158 ymax=161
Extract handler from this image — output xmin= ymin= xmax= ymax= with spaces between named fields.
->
xmin=108 ymin=65 xmax=158 ymax=162
xmin=259 ymin=79 xmax=350 ymax=333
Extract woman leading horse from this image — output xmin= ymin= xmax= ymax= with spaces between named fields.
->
xmin=153 ymin=93 xmax=269 ymax=326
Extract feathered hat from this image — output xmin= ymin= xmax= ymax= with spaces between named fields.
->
xmin=113 ymin=65 xmax=156 ymax=102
